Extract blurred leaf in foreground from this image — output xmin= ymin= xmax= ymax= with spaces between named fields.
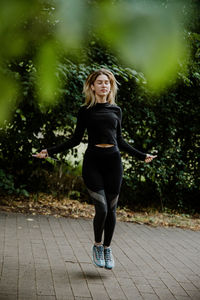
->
xmin=0 ymin=0 xmax=194 ymax=125
xmin=93 ymin=0 xmax=190 ymax=90
xmin=0 ymin=71 xmax=18 ymax=125
xmin=35 ymin=40 xmax=60 ymax=106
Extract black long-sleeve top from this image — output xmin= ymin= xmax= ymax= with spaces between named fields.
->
xmin=47 ymin=102 xmax=146 ymax=160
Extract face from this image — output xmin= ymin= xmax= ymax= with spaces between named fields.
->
xmin=91 ymin=74 xmax=111 ymax=98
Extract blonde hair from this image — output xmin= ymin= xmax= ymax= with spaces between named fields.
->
xmin=83 ymin=68 xmax=118 ymax=107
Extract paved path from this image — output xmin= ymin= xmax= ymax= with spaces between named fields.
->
xmin=0 ymin=211 xmax=200 ymax=300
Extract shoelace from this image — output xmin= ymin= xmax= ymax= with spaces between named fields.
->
xmin=104 ymin=248 xmax=112 ymax=261
xmin=96 ymin=246 xmax=104 ymax=260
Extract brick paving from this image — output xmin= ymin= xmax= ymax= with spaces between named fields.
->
xmin=0 ymin=211 xmax=200 ymax=300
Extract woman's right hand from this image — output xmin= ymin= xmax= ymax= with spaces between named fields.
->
xmin=32 ymin=149 xmax=48 ymax=159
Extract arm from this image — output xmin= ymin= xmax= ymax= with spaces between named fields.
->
xmin=46 ymin=107 xmax=86 ymax=156
xmin=117 ymin=108 xmax=146 ymax=160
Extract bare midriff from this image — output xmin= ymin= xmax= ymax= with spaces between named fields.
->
xmin=95 ymin=144 xmax=114 ymax=148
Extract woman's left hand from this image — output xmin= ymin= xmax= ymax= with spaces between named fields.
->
xmin=145 ymin=154 xmax=157 ymax=163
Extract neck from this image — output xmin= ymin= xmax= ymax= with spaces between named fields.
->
xmin=95 ymin=95 xmax=107 ymax=103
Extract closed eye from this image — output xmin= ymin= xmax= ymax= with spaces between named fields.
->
xmin=97 ymin=81 xmax=110 ymax=84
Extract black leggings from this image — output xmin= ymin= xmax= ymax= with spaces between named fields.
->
xmin=82 ymin=145 xmax=123 ymax=247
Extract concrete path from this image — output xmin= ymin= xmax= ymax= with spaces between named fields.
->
xmin=0 ymin=211 xmax=200 ymax=300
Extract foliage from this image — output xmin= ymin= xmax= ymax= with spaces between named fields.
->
xmin=0 ymin=46 xmax=200 ymax=212
xmin=0 ymin=0 xmax=193 ymax=125
xmin=117 ymin=63 xmax=200 ymax=212
xmin=0 ymin=169 xmax=29 ymax=197
xmin=45 ymin=159 xmax=85 ymax=200
xmin=0 ymin=1 xmax=200 ymax=213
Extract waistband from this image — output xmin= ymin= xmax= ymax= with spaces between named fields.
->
xmin=86 ymin=144 xmax=119 ymax=154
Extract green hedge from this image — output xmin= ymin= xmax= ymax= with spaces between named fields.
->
xmin=0 ymin=47 xmax=200 ymax=212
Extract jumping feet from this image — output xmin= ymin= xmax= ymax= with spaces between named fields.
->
xmin=92 ymin=244 xmax=115 ymax=270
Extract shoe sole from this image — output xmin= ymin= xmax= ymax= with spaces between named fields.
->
xmin=105 ymin=262 xmax=115 ymax=270
xmin=93 ymin=261 xmax=104 ymax=268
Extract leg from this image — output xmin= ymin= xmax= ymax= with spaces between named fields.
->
xmin=82 ymin=147 xmax=123 ymax=269
xmin=103 ymin=193 xmax=119 ymax=247
xmin=102 ymin=151 xmax=122 ymax=270
xmin=87 ymin=188 xmax=108 ymax=244
xmin=82 ymin=150 xmax=107 ymax=268
xmin=82 ymin=149 xmax=107 ymax=244
xmin=103 ymin=151 xmax=123 ymax=247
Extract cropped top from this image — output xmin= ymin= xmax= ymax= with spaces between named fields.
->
xmin=47 ymin=102 xmax=146 ymax=160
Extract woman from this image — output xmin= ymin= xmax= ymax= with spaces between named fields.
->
xmin=33 ymin=68 xmax=157 ymax=270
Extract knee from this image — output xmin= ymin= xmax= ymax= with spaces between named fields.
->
xmin=95 ymin=203 xmax=108 ymax=219
xmin=107 ymin=206 xmax=117 ymax=217
xmin=107 ymin=194 xmax=119 ymax=211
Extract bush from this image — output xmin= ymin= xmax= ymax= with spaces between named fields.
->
xmin=0 ymin=42 xmax=200 ymax=212
xmin=0 ymin=169 xmax=29 ymax=197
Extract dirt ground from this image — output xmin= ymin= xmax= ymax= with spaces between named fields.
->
xmin=0 ymin=193 xmax=199 ymax=231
